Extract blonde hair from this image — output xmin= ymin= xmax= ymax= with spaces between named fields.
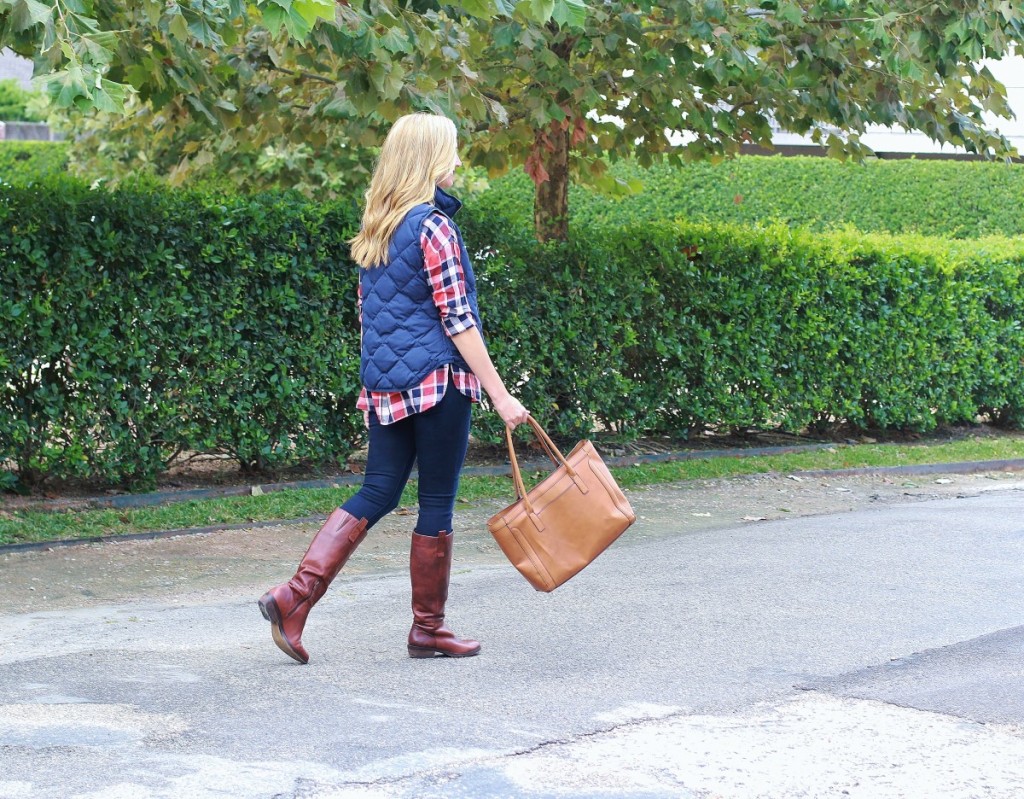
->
xmin=349 ymin=113 xmax=458 ymax=268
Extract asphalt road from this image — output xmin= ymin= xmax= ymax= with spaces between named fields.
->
xmin=2 ymin=473 xmax=1024 ymax=799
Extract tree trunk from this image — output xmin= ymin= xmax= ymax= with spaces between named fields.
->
xmin=532 ymin=123 xmax=570 ymax=243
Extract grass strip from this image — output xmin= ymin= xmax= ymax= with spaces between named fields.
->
xmin=3 ymin=434 xmax=1024 ymax=547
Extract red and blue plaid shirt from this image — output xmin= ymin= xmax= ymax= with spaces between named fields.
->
xmin=357 ymin=212 xmax=482 ymax=425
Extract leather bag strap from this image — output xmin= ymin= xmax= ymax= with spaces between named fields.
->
xmin=504 ymin=416 xmax=580 ymax=504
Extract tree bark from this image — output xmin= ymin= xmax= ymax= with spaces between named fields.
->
xmin=533 ymin=123 xmax=570 ymax=242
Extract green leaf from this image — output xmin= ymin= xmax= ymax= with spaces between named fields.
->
xmin=167 ymin=10 xmax=190 ymax=40
xmin=282 ymin=8 xmax=312 ymax=39
xmin=49 ymin=66 xmax=91 ymax=108
xmin=461 ymin=0 xmax=500 ymax=18
xmin=775 ymin=2 xmax=804 ymax=26
xmin=702 ymin=0 xmax=726 ymax=22
xmin=91 ymin=78 xmax=133 ymax=114
xmin=551 ymin=0 xmax=587 ymax=29
xmin=10 ymin=0 xmax=51 ymax=30
xmin=523 ymin=0 xmax=556 ymax=24
xmin=378 ymin=27 xmax=410 ymax=54
xmin=259 ymin=0 xmax=314 ymax=39
xmin=80 ymin=33 xmax=116 ymax=66
xmin=492 ymin=21 xmax=519 ymax=47
xmin=182 ymin=8 xmax=225 ymax=47
xmin=293 ymin=0 xmax=334 ymax=28
xmin=261 ymin=4 xmax=285 ymax=36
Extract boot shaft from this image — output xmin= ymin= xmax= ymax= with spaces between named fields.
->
xmin=407 ymin=530 xmax=480 ymax=658
xmin=289 ymin=507 xmax=369 ymax=605
xmin=409 ymin=530 xmax=452 ymax=625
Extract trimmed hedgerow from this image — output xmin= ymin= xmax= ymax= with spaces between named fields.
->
xmin=0 ymin=78 xmax=44 ymax=122
xmin=0 ymin=141 xmax=69 ymax=182
xmin=4 ymin=173 xmax=1024 ymax=491
xmin=0 ymin=176 xmax=363 ymax=488
xmin=479 ymin=156 xmax=1024 ymax=239
xmin=463 ymin=210 xmax=1024 ymax=443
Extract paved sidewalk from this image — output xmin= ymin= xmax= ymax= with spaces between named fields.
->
xmin=2 ymin=470 xmax=1024 ymax=798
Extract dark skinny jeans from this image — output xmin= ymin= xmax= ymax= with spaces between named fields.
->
xmin=341 ymin=381 xmax=472 ymax=537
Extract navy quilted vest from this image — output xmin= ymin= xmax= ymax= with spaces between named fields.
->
xmin=359 ymin=187 xmax=482 ymax=393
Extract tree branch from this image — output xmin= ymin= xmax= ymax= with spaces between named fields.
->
xmin=265 ymin=64 xmax=336 ymax=85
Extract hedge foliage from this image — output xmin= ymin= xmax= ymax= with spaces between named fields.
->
xmin=4 ymin=172 xmax=1024 ymax=490
xmin=480 ymin=156 xmax=1024 ymax=239
xmin=1 ymin=177 xmax=364 ymax=488
xmin=0 ymin=141 xmax=69 ymax=182
xmin=462 ymin=211 xmax=1024 ymax=444
xmin=0 ymin=79 xmax=44 ymax=123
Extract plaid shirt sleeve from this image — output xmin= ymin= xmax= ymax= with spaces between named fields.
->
xmin=421 ymin=213 xmax=477 ymax=337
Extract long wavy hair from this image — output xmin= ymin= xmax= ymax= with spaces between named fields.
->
xmin=349 ymin=113 xmax=458 ymax=268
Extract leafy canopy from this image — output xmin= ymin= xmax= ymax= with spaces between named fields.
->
xmin=0 ymin=0 xmax=565 ymax=113
xmin=463 ymin=1 xmax=1024 ymax=239
xmin=4 ymin=1 xmax=1023 ymax=237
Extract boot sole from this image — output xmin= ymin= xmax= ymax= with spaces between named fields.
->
xmin=407 ymin=645 xmax=481 ymax=659
xmin=258 ymin=593 xmax=309 ymax=665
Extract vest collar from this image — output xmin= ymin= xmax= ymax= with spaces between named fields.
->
xmin=434 ymin=186 xmax=462 ymax=218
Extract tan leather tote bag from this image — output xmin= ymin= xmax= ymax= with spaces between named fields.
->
xmin=487 ymin=416 xmax=636 ymax=592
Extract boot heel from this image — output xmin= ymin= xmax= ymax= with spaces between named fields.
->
xmin=407 ymin=646 xmax=436 ymax=659
xmin=257 ymin=593 xmax=276 ymax=622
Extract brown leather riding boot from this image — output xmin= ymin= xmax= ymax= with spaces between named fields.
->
xmin=407 ymin=531 xmax=481 ymax=658
xmin=258 ymin=508 xmax=368 ymax=664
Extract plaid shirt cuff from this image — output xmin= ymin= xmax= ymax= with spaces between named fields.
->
xmin=442 ymin=311 xmax=476 ymax=337
xmin=422 ymin=213 xmax=477 ymax=338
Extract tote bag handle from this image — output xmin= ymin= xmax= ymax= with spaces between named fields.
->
xmin=503 ymin=416 xmax=587 ymax=505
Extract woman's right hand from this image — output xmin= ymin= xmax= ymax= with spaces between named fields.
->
xmin=494 ymin=394 xmax=529 ymax=429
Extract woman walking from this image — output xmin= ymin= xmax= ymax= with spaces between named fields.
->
xmin=259 ymin=113 xmax=529 ymax=663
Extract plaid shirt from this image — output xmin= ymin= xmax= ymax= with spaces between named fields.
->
xmin=357 ymin=212 xmax=482 ymax=425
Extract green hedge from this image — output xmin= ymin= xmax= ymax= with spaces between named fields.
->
xmin=0 ymin=78 xmax=44 ymax=122
xmin=4 ymin=175 xmax=1024 ymax=491
xmin=479 ymin=157 xmax=1024 ymax=239
xmin=462 ymin=211 xmax=1024 ymax=442
xmin=0 ymin=141 xmax=69 ymax=182
xmin=1 ymin=177 xmax=364 ymax=488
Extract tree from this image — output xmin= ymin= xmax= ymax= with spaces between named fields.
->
xmin=0 ymin=0 xmax=562 ymax=194
xmin=0 ymin=0 xmax=561 ymax=112
xmin=45 ymin=0 xmax=491 ymax=196
xmin=5 ymin=2 xmax=1023 ymax=242
xmin=465 ymin=0 xmax=1024 ymax=241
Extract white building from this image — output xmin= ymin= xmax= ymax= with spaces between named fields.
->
xmin=761 ymin=57 xmax=1024 ymax=157
xmin=0 ymin=49 xmax=33 ymax=88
